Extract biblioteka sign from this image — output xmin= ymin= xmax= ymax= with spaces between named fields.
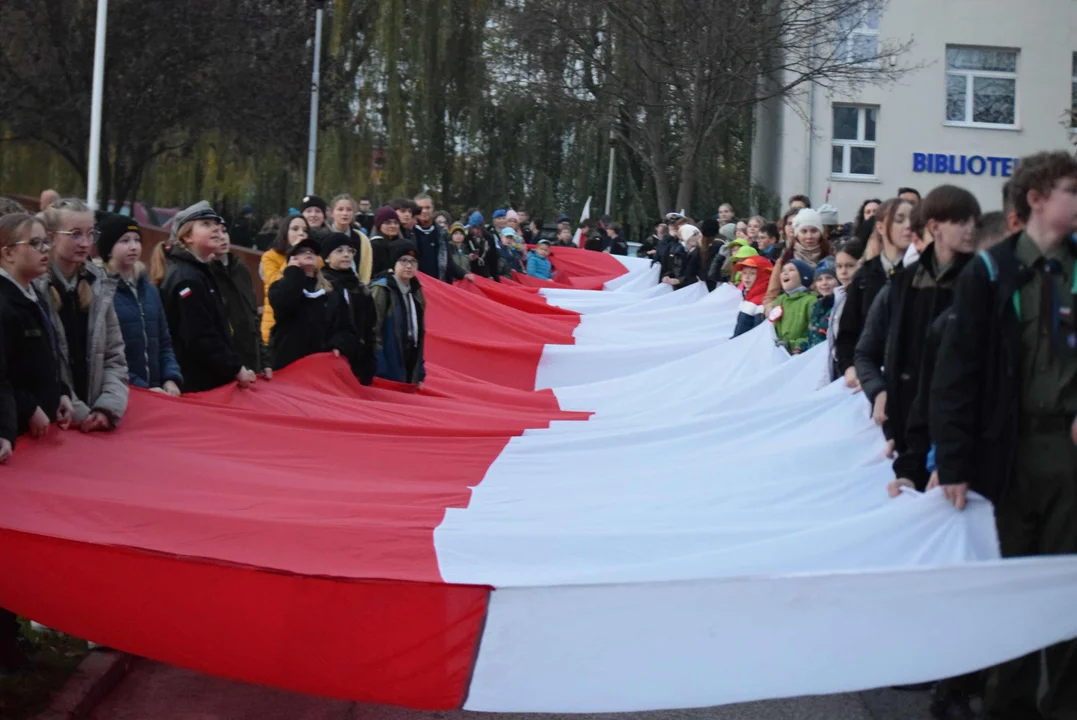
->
xmin=912 ymin=153 xmax=1019 ymax=178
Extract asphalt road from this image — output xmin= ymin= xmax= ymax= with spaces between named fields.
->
xmin=89 ymin=660 xmax=943 ymax=720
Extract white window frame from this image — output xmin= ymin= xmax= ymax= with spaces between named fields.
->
xmin=944 ymin=45 xmax=1019 ymax=130
xmin=836 ymin=4 xmax=880 ymax=67
xmin=831 ymin=105 xmax=878 ymax=181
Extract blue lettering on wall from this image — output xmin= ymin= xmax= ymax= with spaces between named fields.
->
xmin=912 ymin=153 xmax=1019 ymax=178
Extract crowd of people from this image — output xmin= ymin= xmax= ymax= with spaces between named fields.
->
xmin=1 ymin=149 xmax=1076 ymax=720
xmin=643 ymin=151 xmax=1076 ymax=720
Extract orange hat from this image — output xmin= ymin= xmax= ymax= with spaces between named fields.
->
xmin=734 ymin=254 xmax=774 ymax=272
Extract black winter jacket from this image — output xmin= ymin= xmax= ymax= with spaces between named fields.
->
xmin=268 ymin=266 xmax=358 ymax=371
xmin=931 ymin=235 xmax=1038 ymax=503
xmin=676 ymin=247 xmax=702 ymax=289
xmin=369 ymin=234 xmax=395 ymax=277
xmin=835 ymin=254 xmax=900 ymax=376
xmin=322 ymin=266 xmax=377 ymax=385
xmin=896 ymin=312 xmax=948 ymax=490
xmin=160 ymin=247 xmax=243 ymax=392
xmin=854 ymin=244 xmax=971 ymax=447
xmin=0 ymin=279 xmax=66 ymax=440
xmin=211 ymin=254 xmax=267 ymax=373
xmin=465 ymin=230 xmax=502 ymax=281
xmin=0 ymin=328 xmax=15 ymax=446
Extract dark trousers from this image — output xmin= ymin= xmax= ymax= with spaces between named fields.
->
xmin=986 ymin=432 xmax=1077 ymax=720
xmin=0 ymin=608 xmax=19 ymax=657
xmin=403 ymin=342 xmax=419 ymax=385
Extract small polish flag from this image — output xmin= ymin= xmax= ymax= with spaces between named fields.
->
xmin=179 ymin=287 xmax=192 ymax=299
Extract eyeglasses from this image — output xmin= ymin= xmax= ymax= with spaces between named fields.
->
xmin=397 ymin=257 xmax=419 ymax=267
xmin=53 ymin=228 xmax=99 ymax=244
xmin=14 ymin=237 xmax=52 ymax=253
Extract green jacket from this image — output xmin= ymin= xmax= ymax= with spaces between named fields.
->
xmin=772 ymin=289 xmax=818 ymax=353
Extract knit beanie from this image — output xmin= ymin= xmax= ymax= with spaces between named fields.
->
xmin=787 ymin=258 xmax=815 ymax=289
xmin=449 ymin=222 xmax=466 ymax=237
xmin=373 ymin=205 xmax=398 ymax=232
xmin=793 ymin=208 xmax=823 ymax=233
xmin=320 ymin=231 xmax=357 ymax=260
xmin=678 ymin=224 xmax=701 ymax=243
xmin=468 ymin=211 xmax=485 ymax=227
xmin=817 ymin=204 xmax=840 ymax=227
xmin=505 ymin=209 xmax=520 ymax=221
xmin=815 ymin=263 xmax=838 ymax=282
xmin=300 ymin=195 xmax=328 ymax=213
xmin=96 ymin=212 xmax=140 ymax=261
xmin=699 ymin=218 xmax=721 ymax=239
xmin=492 ymin=209 xmax=507 ymax=219
xmin=391 ymin=241 xmax=420 ymax=264
xmin=719 ymin=223 xmax=737 ymax=241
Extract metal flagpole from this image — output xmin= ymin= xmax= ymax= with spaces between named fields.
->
xmin=86 ymin=0 xmax=108 ymax=210
xmin=306 ymin=2 xmax=325 ymax=196
xmin=604 ymin=130 xmax=615 ymax=216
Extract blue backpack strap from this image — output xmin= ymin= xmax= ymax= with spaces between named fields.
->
xmin=977 ymin=250 xmax=998 ymax=282
xmin=978 ymin=250 xmax=1020 ymax=317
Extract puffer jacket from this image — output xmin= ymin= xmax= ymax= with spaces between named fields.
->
xmin=259 ymin=249 xmax=288 ymax=344
xmin=110 ymin=264 xmax=183 ymax=389
xmin=34 ymin=261 xmax=128 ymax=424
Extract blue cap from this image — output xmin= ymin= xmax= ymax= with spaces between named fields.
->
xmin=468 ymin=211 xmax=484 ymax=227
xmin=492 ymin=209 xmax=507 ymax=219
xmin=500 ymin=227 xmax=517 ymax=238
xmin=555 ymin=214 xmax=570 ymax=224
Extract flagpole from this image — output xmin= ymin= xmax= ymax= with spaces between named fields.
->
xmin=86 ymin=0 xmax=108 ymax=211
xmin=604 ymin=131 xmax=615 ymax=216
xmin=306 ymin=1 xmax=325 ymax=196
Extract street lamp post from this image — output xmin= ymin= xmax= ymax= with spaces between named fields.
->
xmin=306 ymin=1 xmax=325 ymax=196
xmin=86 ymin=0 xmax=108 ymax=210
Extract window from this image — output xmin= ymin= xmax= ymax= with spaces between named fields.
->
xmin=831 ymin=105 xmax=878 ymax=178
xmin=945 ymin=46 xmax=1018 ymax=128
xmin=836 ymin=5 xmax=880 ymax=64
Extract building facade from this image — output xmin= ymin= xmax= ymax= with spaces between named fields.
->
xmin=751 ymin=0 xmax=1077 ymax=224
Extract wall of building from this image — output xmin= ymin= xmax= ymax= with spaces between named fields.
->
xmin=753 ymin=0 xmax=1077 ymax=224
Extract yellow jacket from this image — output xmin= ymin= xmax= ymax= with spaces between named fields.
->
xmin=260 ymin=249 xmax=287 ymax=344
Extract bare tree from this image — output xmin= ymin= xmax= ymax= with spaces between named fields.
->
xmin=508 ymin=0 xmax=914 ymax=213
xmin=0 ymin=0 xmax=334 ymax=209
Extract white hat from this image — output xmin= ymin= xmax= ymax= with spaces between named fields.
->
xmin=679 ymin=224 xmax=701 ymax=243
xmin=793 ymin=208 xmax=823 ymax=233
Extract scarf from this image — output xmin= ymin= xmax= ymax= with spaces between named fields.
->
xmin=792 ymin=244 xmax=823 ymax=268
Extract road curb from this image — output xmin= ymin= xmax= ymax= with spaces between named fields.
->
xmin=33 ymin=651 xmax=133 ymax=720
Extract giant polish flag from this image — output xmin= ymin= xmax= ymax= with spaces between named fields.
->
xmin=2 ymin=246 xmax=1077 ymax=713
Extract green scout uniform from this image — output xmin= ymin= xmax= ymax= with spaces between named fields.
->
xmin=986 ymin=233 xmax=1077 ymax=720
